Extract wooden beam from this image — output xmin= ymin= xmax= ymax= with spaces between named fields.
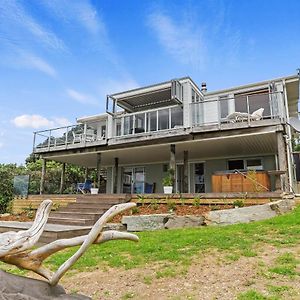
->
xmin=59 ymin=162 xmax=66 ymax=194
xmin=40 ymin=159 xmax=46 ymax=195
xmin=183 ymin=150 xmax=189 ymax=193
xmin=277 ymin=132 xmax=288 ymax=191
xmin=113 ymin=157 xmax=119 ymax=194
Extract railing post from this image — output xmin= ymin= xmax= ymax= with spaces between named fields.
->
xmin=83 ymin=123 xmax=87 ymax=145
xmin=48 ymin=130 xmax=51 ymax=151
xmin=65 ymin=126 xmax=69 ymax=148
xmin=246 ymin=95 xmax=250 ymax=125
xmin=217 ymin=96 xmax=221 ymax=129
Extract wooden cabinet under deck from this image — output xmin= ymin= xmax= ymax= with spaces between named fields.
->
xmin=212 ymin=171 xmax=270 ymax=192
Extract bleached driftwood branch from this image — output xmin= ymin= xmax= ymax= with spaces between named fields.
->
xmin=0 ymin=200 xmax=139 ymax=286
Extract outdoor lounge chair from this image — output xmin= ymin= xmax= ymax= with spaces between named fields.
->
xmin=226 ymin=108 xmax=264 ymax=122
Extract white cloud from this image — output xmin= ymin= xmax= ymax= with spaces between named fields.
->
xmin=19 ymin=52 xmax=57 ymax=77
xmin=147 ymin=11 xmax=205 ymax=67
xmin=11 ymin=115 xmax=71 ymax=129
xmin=41 ymin=0 xmax=105 ymax=35
xmin=66 ymin=88 xmax=99 ymax=106
xmin=0 ymin=0 xmax=66 ymax=51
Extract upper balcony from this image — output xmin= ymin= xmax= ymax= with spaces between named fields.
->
xmin=33 ymin=117 xmax=107 ymax=153
xmin=190 ymin=90 xmax=284 ymax=132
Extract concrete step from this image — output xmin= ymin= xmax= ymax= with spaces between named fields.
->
xmin=47 ymin=217 xmax=94 ymax=226
xmin=49 ymin=211 xmax=101 ymax=220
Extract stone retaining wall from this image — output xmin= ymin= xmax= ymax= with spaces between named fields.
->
xmin=121 ymin=200 xmax=296 ymax=231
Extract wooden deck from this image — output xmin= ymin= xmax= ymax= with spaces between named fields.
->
xmin=12 ymin=192 xmax=283 ymax=214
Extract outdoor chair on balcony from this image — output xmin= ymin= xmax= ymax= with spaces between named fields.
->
xmin=226 ymin=108 xmax=264 ymax=123
xmin=72 ymin=131 xmax=82 ymax=143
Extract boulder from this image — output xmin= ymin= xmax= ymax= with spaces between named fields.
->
xmin=0 ymin=270 xmax=90 ymax=300
xmin=206 ymin=199 xmax=295 ymax=226
xmin=122 ymin=214 xmax=171 ymax=231
xmin=164 ymin=215 xmax=205 ymax=229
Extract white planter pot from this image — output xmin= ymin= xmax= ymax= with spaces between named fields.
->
xmin=163 ymin=186 xmax=173 ymax=194
xmin=90 ymin=188 xmax=99 ymax=194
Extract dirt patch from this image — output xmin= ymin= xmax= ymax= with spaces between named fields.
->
xmin=61 ymin=245 xmax=300 ymax=300
xmin=0 ymin=212 xmax=34 ymax=222
xmin=112 ymin=204 xmax=234 ymax=223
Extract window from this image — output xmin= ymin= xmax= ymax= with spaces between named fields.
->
xmin=228 ymin=158 xmax=263 ymax=171
xmin=147 ymin=111 xmax=157 ymax=132
xmin=135 ymin=113 xmax=145 ymax=133
xmin=228 ymin=160 xmax=244 ymax=170
xmin=171 ymin=107 xmax=183 ymax=128
xmin=115 ymin=119 xmax=121 ymax=136
xmin=101 ymin=125 xmax=106 ymax=137
xmin=124 ymin=115 xmax=133 ymax=135
xmin=246 ymin=159 xmax=263 ymax=170
xmin=234 ymin=89 xmax=270 ymax=116
xmin=158 ymin=109 xmax=169 ymax=130
xmin=220 ymin=96 xmax=229 ymax=119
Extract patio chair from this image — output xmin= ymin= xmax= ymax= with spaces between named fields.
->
xmin=76 ymin=179 xmax=93 ymax=194
xmin=226 ymin=108 xmax=264 ymax=122
xmin=72 ymin=131 xmax=82 ymax=143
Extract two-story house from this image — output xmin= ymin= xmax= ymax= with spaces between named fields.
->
xmin=33 ymin=73 xmax=299 ymax=195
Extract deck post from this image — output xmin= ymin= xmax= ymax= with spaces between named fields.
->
xmin=277 ymin=132 xmax=288 ymax=191
xmin=170 ymin=144 xmax=176 ymax=189
xmin=59 ymin=162 xmax=66 ymax=194
xmin=40 ymin=158 xmax=46 ymax=194
xmin=84 ymin=167 xmax=89 ymax=181
xmin=96 ymin=153 xmax=102 ymax=192
xmin=183 ymin=150 xmax=189 ymax=193
xmin=113 ymin=157 xmax=119 ymax=194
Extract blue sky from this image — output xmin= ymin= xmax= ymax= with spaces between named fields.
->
xmin=0 ymin=0 xmax=299 ymax=164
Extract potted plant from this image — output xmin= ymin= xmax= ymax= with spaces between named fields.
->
xmin=90 ymin=180 xmax=98 ymax=194
xmin=162 ymin=169 xmax=174 ymax=194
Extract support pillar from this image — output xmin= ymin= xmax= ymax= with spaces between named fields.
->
xmin=113 ymin=157 xmax=119 ymax=194
xmin=59 ymin=162 xmax=66 ymax=194
xmin=277 ymin=132 xmax=288 ymax=191
xmin=96 ymin=153 xmax=102 ymax=192
xmin=170 ymin=144 xmax=176 ymax=189
xmin=84 ymin=167 xmax=89 ymax=181
xmin=183 ymin=150 xmax=189 ymax=193
xmin=40 ymin=159 xmax=46 ymax=195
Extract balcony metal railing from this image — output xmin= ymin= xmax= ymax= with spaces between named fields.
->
xmin=190 ymin=91 xmax=284 ymax=127
xmin=33 ymin=120 xmax=106 ymax=152
xmin=113 ymin=105 xmax=184 ymax=137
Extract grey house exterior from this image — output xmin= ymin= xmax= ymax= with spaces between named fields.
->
xmin=33 ymin=74 xmax=300 ymax=194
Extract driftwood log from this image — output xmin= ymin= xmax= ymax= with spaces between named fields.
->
xmin=0 ymin=200 xmax=139 ymax=286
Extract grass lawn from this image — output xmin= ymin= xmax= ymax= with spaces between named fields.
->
xmin=45 ymin=206 xmax=300 ymax=271
xmin=1 ymin=206 xmax=299 ymax=299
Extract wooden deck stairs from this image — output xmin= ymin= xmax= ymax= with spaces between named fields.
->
xmin=47 ymin=194 xmax=131 ymax=226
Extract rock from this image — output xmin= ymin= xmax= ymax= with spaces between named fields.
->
xmin=164 ymin=215 xmax=205 ymax=229
xmin=0 ymin=270 xmax=91 ymax=300
xmin=122 ymin=214 xmax=171 ymax=231
xmin=103 ymin=223 xmax=126 ymax=231
xmin=0 ymin=213 xmax=10 ymax=218
xmin=206 ymin=199 xmax=295 ymax=225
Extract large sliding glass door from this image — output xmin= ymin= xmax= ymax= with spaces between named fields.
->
xmin=194 ymin=163 xmax=205 ymax=193
xmin=122 ymin=167 xmax=145 ymax=193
